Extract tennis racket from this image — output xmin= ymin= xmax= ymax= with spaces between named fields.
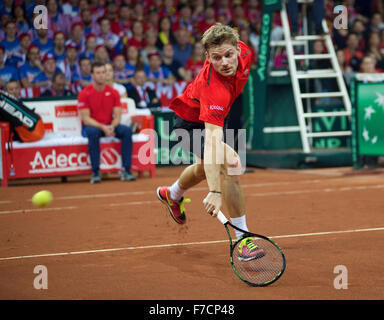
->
xmin=216 ymin=211 xmax=286 ymax=287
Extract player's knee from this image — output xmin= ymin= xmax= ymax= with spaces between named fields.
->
xmin=224 ymin=155 xmax=243 ymax=176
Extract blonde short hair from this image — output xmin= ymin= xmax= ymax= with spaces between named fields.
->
xmin=201 ymin=23 xmax=239 ymax=52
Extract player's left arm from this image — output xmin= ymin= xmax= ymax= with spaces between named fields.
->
xmin=202 ymin=121 xmax=223 ymax=216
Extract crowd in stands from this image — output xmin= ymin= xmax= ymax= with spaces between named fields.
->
xmin=0 ymin=0 xmax=384 ymax=102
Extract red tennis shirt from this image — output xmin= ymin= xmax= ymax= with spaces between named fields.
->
xmin=77 ymin=84 xmax=121 ymax=125
xmin=169 ymin=40 xmax=252 ymax=127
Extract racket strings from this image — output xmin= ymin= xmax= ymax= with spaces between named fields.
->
xmin=232 ymin=237 xmax=284 ymax=286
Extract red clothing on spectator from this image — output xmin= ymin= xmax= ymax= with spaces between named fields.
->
xmin=343 ymin=48 xmax=364 ymax=66
xmin=185 ymin=58 xmax=204 ymax=80
xmin=77 ymin=84 xmax=121 ymax=125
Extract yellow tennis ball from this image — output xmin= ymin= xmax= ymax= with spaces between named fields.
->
xmin=32 ymin=190 xmax=53 ymax=207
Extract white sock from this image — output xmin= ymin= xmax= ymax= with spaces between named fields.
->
xmin=230 ymin=215 xmax=248 ymax=239
xmin=168 ymin=180 xmax=185 ymax=201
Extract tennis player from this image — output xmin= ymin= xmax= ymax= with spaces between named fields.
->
xmin=157 ymin=24 xmax=262 ymax=261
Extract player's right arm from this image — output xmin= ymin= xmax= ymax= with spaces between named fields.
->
xmin=202 ymin=121 xmax=223 ymax=216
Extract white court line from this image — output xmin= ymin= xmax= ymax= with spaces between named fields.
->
xmin=0 ymin=206 xmax=78 ymax=215
xmin=42 ymin=177 xmax=351 ymax=201
xmin=2 ymin=184 xmax=384 ymax=214
xmin=0 ymin=226 xmax=383 ymax=262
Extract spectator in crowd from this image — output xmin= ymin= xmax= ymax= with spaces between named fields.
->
xmin=0 ymin=20 xmax=20 ymax=57
xmin=184 ymin=41 xmax=205 ymax=81
xmin=62 ymin=0 xmax=80 ymax=19
xmin=360 ymin=55 xmax=379 ymax=73
xmin=6 ymin=32 xmax=31 ymax=68
xmin=156 ymin=16 xmax=177 ymax=50
xmin=162 ymin=0 xmax=177 ymax=19
xmin=48 ymin=31 xmax=67 ymax=64
xmin=161 ymin=43 xmax=187 ymax=81
xmin=5 ymin=79 xmax=21 ymax=99
xmin=246 ymin=0 xmax=262 ymax=32
xmin=146 ymin=6 xmax=160 ymax=32
xmin=67 ymin=22 xmax=85 ymax=53
xmin=196 ymin=6 xmax=217 ymax=40
xmin=230 ymin=4 xmax=250 ymax=31
xmin=12 ymin=4 xmax=30 ymax=35
xmin=32 ymin=28 xmax=54 ymax=57
xmin=94 ymin=44 xmax=110 ymax=64
xmin=336 ymin=49 xmax=353 ymax=75
xmin=58 ymin=42 xmax=80 ymax=85
xmin=365 ymin=31 xmax=384 ymax=70
xmin=72 ymin=56 xmax=93 ymax=90
xmin=78 ymin=61 xmax=136 ymax=183
xmin=88 ymin=0 xmax=105 ymax=22
xmin=0 ymin=0 xmax=14 ymax=18
xmin=80 ymin=8 xmax=100 ymax=36
xmin=172 ymin=4 xmax=194 ymax=35
xmin=104 ymin=1 xmax=121 ymax=35
xmin=0 ymin=46 xmax=19 ymax=90
xmin=112 ymin=53 xmax=132 ymax=87
xmin=144 ymin=50 xmax=175 ymax=86
xmin=126 ymin=20 xmax=145 ymax=50
xmin=19 ymin=44 xmax=43 ymax=88
xmin=41 ymin=72 xmax=74 ymax=97
xmin=191 ymin=0 xmax=205 ymax=25
xmin=80 ymin=33 xmax=98 ymax=60
xmin=105 ymin=62 xmax=127 ymax=98
xmin=127 ymin=69 xmax=161 ymax=109
xmin=33 ymin=53 xmax=63 ymax=94
xmin=172 ymin=28 xmax=193 ymax=66
xmin=132 ymin=2 xmax=145 ymax=22
xmin=343 ymin=32 xmax=364 ymax=71
xmin=351 ymin=18 xmax=368 ymax=52
xmin=141 ymin=29 xmax=159 ymax=65
xmin=116 ymin=4 xmax=132 ymax=39
xmin=97 ymin=17 xmax=120 ymax=54
xmin=216 ymin=0 xmax=232 ymax=23
xmin=125 ymin=45 xmax=143 ymax=79
xmin=46 ymin=0 xmax=71 ymax=37
xmin=369 ymin=11 xmax=384 ymax=33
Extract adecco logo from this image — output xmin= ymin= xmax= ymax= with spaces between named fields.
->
xmin=30 ymin=150 xmax=89 ymax=172
xmin=29 ymin=148 xmax=121 ymax=173
xmin=55 ymin=105 xmax=78 ymax=118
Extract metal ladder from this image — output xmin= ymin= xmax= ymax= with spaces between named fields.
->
xmin=272 ymin=0 xmax=352 ymax=153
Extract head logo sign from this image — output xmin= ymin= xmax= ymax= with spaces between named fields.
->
xmin=333 ymin=5 xmax=348 ymax=30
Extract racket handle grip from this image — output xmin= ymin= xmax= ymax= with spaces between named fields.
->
xmin=216 ymin=211 xmax=228 ymax=225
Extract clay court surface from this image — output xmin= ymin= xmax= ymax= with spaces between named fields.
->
xmin=0 ymin=166 xmax=383 ymax=300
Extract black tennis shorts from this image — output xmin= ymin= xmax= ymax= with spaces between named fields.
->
xmin=173 ymin=114 xmax=228 ymax=159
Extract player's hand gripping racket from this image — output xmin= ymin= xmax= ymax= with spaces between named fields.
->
xmin=216 ymin=210 xmax=286 ymax=287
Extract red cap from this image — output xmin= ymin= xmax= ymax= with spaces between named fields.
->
xmin=95 ymin=44 xmax=106 ymax=51
xmin=18 ymin=33 xmax=31 ymax=41
xmin=71 ymin=21 xmax=83 ymax=31
xmin=27 ymin=44 xmax=40 ymax=55
xmin=113 ymin=53 xmax=125 ymax=60
xmin=65 ymin=42 xmax=78 ymax=50
xmin=85 ymin=33 xmax=97 ymax=41
xmin=147 ymin=50 xmax=161 ymax=59
xmin=42 ymin=53 xmax=56 ymax=64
